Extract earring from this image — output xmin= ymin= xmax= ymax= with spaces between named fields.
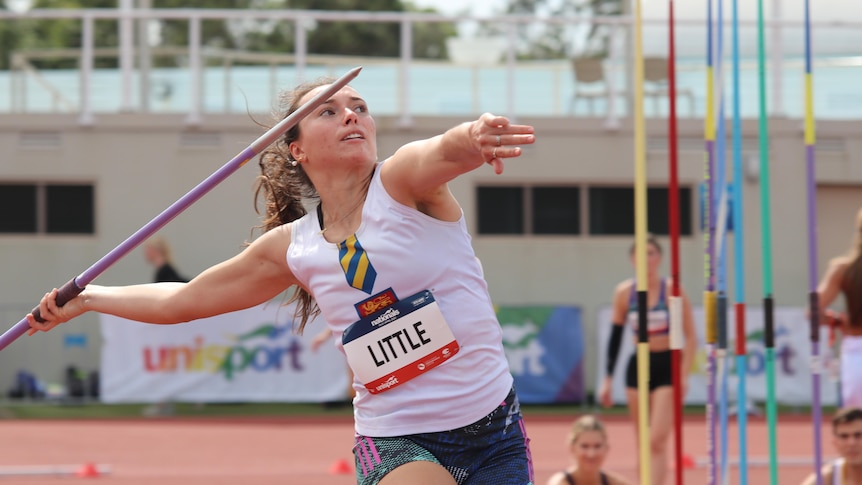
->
xmin=290 ymin=159 xmax=298 ymax=167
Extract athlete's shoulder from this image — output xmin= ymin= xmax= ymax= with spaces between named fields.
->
xmin=543 ymin=471 xmax=567 ymax=485
xmin=799 ymin=464 xmax=833 ymax=485
xmin=613 ymin=278 xmax=636 ymax=294
xmin=605 ymin=470 xmax=634 ymax=485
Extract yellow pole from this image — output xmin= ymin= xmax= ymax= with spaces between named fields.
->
xmin=632 ymin=0 xmax=651 ymax=483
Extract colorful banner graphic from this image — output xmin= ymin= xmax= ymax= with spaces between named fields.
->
xmin=596 ymin=305 xmax=839 ymax=406
xmin=99 ymin=303 xmax=350 ymax=403
xmin=497 ymin=306 xmax=584 ymax=404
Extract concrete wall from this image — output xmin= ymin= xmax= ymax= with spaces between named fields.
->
xmin=1 ymin=113 xmax=860 ymax=398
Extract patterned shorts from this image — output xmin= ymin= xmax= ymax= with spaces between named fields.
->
xmin=352 ymin=387 xmax=533 ymax=485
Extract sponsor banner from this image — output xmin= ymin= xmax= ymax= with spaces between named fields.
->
xmin=596 ymin=305 xmax=840 ymax=406
xmin=498 ymin=306 xmax=585 ymax=404
xmin=99 ymin=303 xmax=350 ymax=403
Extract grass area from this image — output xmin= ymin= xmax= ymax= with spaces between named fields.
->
xmin=0 ymin=399 xmax=828 ymax=421
xmin=0 ymin=399 xmax=605 ymax=420
xmin=0 ymin=399 xmax=355 ymax=420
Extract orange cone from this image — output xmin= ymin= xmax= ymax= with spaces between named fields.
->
xmin=328 ymin=458 xmax=352 ymax=475
xmin=75 ymin=462 xmax=100 ymax=478
xmin=682 ymin=453 xmax=696 ymax=469
xmin=670 ymin=453 xmax=697 ymax=471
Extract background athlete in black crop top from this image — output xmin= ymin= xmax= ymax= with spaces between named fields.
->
xmin=544 ymin=415 xmax=633 ymax=485
xmin=597 ymin=236 xmax=698 ymax=485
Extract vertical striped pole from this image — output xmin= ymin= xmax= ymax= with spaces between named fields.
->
xmin=756 ymin=0 xmax=779 ymax=483
xmin=803 ymin=1 xmax=824 ymax=483
xmin=712 ymin=1 xmax=731 ymax=483
xmin=633 ymin=1 xmax=651 ymax=483
xmin=704 ymin=1 xmax=718 ymax=483
xmin=667 ymin=2 xmax=684 ymax=485
xmin=730 ymin=0 xmax=749 ymax=483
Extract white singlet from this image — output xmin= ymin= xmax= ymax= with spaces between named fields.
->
xmin=841 ymin=335 xmax=862 ymax=408
xmin=287 ymin=161 xmax=513 ymax=437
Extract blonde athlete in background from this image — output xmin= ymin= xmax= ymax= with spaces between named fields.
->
xmin=28 ymin=77 xmax=536 ymax=485
xmin=545 ymin=415 xmax=632 ymax=485
xmin=597 ymin=235 xmax=698 ymax=485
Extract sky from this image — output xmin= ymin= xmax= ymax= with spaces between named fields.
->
xmin=410 ymin=0 xmax=506 ymax=17
xmin=410 ymin=0 xmax=859 ymax=57
xmin=410 ymin=0 xmax=855 ymax=21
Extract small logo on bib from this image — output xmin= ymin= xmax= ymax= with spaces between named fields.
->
xmin=355 ymin=288 xmax=398 ymax=318
xmin=371 ymin=308 xmax=401 ymax=327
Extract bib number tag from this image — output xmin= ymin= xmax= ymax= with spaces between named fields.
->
xmin=342 ymin=290 xmax=460 ymax=394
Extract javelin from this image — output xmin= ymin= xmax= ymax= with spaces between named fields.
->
xmin=711 ymin=0 xmax=731 ymax=482
xmin=730 ymin=0 xmax=749 ymax=482
xmin=632 ymin=0 xmax=652 ymax=482
xmin=755 ymin=0 xmax=779 ymax=481
xmin=704 ymin=1 xmax=718 ymax=483
xmin=0 ymin=66 xmax=363 ymax=352
xmin=666 ymin=2 xmax=684 ymax=484
xmin=802 ymin=0 xmax=824 ymax=482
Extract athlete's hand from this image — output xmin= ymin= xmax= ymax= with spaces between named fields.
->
xmin=310 ymin=329 xmax=333 ymax=352
xmin=598 ymin=377 xmax=613 ymax=408
xmin=470 ymin=113 xmax=535 ymax=175
xmin=26 ymin=288 xmax=85 ymax=335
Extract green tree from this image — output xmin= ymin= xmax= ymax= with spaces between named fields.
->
xmin=404 ymin=4 xmax=456 ymax=59
xmin=0 ymin=0 xmax=121 ymax=69
xmin=154 ymin=0 xmax=452 ymax=61
xmin=481 ymin=0 xmax=622 ymax=60
xmin=0 ymin=0 xmax=454 ymax=70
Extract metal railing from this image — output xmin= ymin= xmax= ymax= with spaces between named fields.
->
xmin=1 ymin=8 xmax=860 ymax=125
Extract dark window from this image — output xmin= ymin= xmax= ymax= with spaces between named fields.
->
xmin=533 ymin=186 xmax=580 ymax=234
xmin=0 ymin=182 xmax=95 ymax=235
xmin=588 ymin=187 xmax=633 ymax=235
xmin=648 ymin=187 xmax=692 ymax=236
xmin=589 ymin=186 xmax=692 ymax=236
xmin=477 ymin=186 xmax=523 ymax=234
xmin=0 ymin=184 xmax=38 ymax=233
xmin=46 ymin=185 xmax=95 ymax=234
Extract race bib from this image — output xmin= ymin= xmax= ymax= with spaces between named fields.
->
xmin=342 ymin=290 xmax=460 ymax=394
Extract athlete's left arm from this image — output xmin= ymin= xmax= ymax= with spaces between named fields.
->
xmin=381 ymin=113 xmax=534 ymax=220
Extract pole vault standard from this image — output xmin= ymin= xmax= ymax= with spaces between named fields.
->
xmin=0 ymin=66 xmax=362 ymax=352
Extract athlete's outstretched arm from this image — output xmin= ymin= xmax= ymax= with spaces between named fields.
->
xmin=27 ymin=224 xmax=297 ymax=333
xmin=381 ymin=113 xmax=535 ymax=220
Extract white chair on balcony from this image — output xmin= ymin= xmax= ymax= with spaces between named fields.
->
xmin=569 ymin=57 xmax=614 ymax=116
xmin=643 ymin=56 xmax=696 ymax=117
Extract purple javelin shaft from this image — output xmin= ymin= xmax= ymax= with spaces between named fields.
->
xmin=0 ymin=66 xmax=362 ymax=352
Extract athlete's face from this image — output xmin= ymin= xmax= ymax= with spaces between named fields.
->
xmin=570 ymin=430 xmax=608 ymax=471
xmin=834 ymin=420 xmax=862 ymax=465
xmin=629 ymin=242 xmax=662 ymax=276
xmin=289 ymin=85 xmax=377 ymax=169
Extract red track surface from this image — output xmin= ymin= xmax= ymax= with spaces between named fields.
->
xmin=0 ymin=414 xmax=829 ymax=484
